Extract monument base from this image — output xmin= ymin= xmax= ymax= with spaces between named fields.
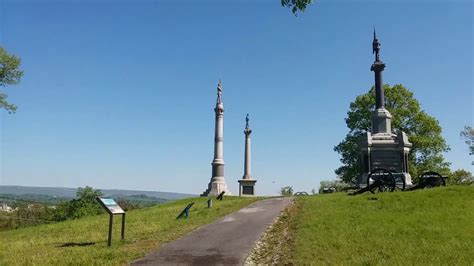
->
xmin=359 ymin=130 xmax=413 ymax=187
xmin=201 ymin=177 xmax=231 ymax=197
xmin=372 ymin=108 xmax=392 ymax=134
xmin=238 ymin=179 xmax=257 ymax=197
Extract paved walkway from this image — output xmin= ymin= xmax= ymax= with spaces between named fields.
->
xmin=132 ymin=197 xmax=293 ymax=265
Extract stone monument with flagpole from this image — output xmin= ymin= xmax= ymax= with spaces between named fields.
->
xmin=201 ymin=80 xmax=231 ymax=196
xmin=238 ymin=114 xmax=257 ymax=196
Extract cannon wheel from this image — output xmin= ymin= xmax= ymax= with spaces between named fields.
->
xmin=393 ymin=174 xmax=406 ymax=191
xmin=367 ymin=168 xmax=396 ymax=193
xmin=420 ymin=172 xmax=445 ymax=188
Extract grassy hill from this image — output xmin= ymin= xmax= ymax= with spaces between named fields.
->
xmin=0 ymin=196 xmax=260 ymax=265
xmin=3 ymin=187 xmax=472 ymax=265
xmin=252 ymin=186 xmax=474 ymax=265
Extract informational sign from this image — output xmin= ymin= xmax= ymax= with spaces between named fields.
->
xmin=96 ymin=197 xmax=126 ymax=246
xmin=97 ymin=198 xmax=125 ymax=214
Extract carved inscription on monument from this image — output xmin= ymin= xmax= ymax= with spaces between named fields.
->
xmin=242 ymin=186 xmax=254 ymax=195
xmin=370 ymin=151 xmax=401 ymax=173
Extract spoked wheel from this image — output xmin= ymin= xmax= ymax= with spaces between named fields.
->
xmin=367 ymin=168 xmax=396 ymax=193
xmin=393 ymin=174 xmax=406 ymax=191
xmin=420 ymin=172 xmax=445 ymax=188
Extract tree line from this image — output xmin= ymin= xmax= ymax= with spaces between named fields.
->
xmin=0 ymin=186 xmax=150 ymax=231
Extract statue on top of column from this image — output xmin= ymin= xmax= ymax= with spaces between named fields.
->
xmin=245 ymin=114 xmax=250 ymax=129
xmin=372 ymin=28 xmax=381 ymax=62
xmin=217 ymin=79 xmax=223 ymax=103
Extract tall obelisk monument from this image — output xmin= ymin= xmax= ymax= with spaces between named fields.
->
xmin=238 ymin=114 xmax=256 ymax=196
xmin=201 ymin=80 xmax=231 ymax=196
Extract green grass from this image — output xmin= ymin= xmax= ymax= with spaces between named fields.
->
xmin=0 ymin=196 xmax=260 ymax=265
xmin=284 ymin=186 xmax=474 ymax=265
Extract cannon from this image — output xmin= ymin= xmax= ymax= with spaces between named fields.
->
xmin=350 ymin=168 xmax=403 ymax=195
xmin=406 ymin=171 xmax=446 ymax=191
xmin=350 ymin=169 xmax=445 ymax=195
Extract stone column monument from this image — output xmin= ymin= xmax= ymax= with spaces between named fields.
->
xmin=370 ymin=29 xmax=392 ymax=135
xmin=358 ymin=30 xmax=413 ymax=186
xmin=238 ymin=114 xmax=257 ymax=196
xmin=201 ymin=80 xmax=231 ymax=196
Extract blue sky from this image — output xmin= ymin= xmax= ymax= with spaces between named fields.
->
xmin=0 ymin=0 xmax=472 ymax=195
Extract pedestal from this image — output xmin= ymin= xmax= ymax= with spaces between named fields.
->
xmin=202 ymin=176 xmax=231 ymax=196
xmin=371 ymin=108 xmax=392 ymax=134
xmin=359 ymin=131 xmax=413 ymax=187
xmin=238 ymin=179 xmax=256 ymax=197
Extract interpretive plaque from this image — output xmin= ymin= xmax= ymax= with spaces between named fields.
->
xmin=96 ymin=197 xmax=126 ymax=246
xmin=98 ymin=198 xmax=125 ymax=214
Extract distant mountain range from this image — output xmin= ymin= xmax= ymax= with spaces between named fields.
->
xmin=0 ymin=185 xmax=195 ymax=200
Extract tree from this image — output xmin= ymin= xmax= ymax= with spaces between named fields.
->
xmin=281 ymin=0 xmax=313 ymax=15
xmin=280 ymin=186 xmax=294 ymax=196
xmin=318 ymin=180 xmax=347 ymax=194
xmin=0 ymin=47 xmax=23 ymax=113
xmin=460 ymin=126 xmax=474 ymax=164
xmin=74 ymin=186 xmax=103 ymax=217
xmin=334 ymin=84 xmax=450 ymax=183
xmin=76 ymin=186 xmax=103 ymax=202
xmin=54 ymin=186 xmax=103 ymax=220
xmin=448 ymin=169 xmax=473 ymax=185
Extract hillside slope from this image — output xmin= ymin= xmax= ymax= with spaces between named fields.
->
xmin=252 ymin=186 xmax=474 ymax=265
xmin=0 ymin=196 xmax=260 ymax=265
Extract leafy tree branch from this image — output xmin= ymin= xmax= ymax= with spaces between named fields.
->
xmin=0 ymin=46 xmax=23 ymax=113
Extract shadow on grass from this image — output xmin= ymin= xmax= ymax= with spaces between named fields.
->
xmin=57 ymin=242 xmax=96 ymax=248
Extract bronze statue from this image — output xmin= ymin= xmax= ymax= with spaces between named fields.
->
xmin=372 ymin=29 xmax=381 ymax=62
xmin=245 ymin=114 xmax=250 ymax=129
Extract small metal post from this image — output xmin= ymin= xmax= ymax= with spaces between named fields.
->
xmin=185 ymin=208 xmax=189 ymax=219
xmin=207 ymin=198 xmax=212 ymax=208
xmin=108 ymin=214 xmax=113 ymax=247
xmin=121 ymin=213 xmax=125 ymax=240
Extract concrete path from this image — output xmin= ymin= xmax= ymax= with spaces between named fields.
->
xmin=132 ymin=197 xmax=293 ymax=266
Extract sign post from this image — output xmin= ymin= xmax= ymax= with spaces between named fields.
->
xmin=96 ymin=197 xmax=125 ymax=246
xmin=207 ymin=198 xmax=212 ymax=208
